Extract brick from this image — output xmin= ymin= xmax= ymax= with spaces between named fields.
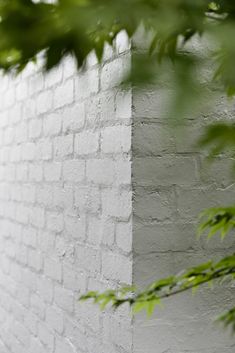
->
xmin=38 ymin=322 xmax=54 ymax=351
xmin=22 ymin=142 xmax=36 ymax=161
xmin=29 ymin=163 xmax=43 ymax=182
xmin=116 ymin=221 xmax=132 ymax=253
xmin=101 ymin=220 xmax=115 ymax=247
xmin=134 ymin=222 xmax=199 ymax=255
xmin=74 ymin=130 xmax=99 ymax=155
xmin=29 ymin=73 xmax=44 ymax=95
xmin=36 ymin=90 xmax=53 ymax=114
xmin=63 ymin=315 xmax=88 ymax=351
xmin=63 ymin=265 xmax=86 ymax=292
xmin=102 ymin=252 xmax=132 ymax=284
xmin=44 ymin=258 xmax=62 ymax=282
xmin=24 ymin=311 xmax=38 ymax=336
xmin=74 ymin=185 xmax=100 ymax=213
xmin=29 ymin=338 xmax=47 ymax=353
xmin=15 ymin=204 xmax=29 ymax=224
xmin=30 ymin=293 xmax=46 ymax=319
xmin=46 ymin=306 xmax=63 ymax=334
xmin=103 ymin=316 xmax=132 ymax=351
xmin=55 ymin=338 xmax=76 ymax=353
xmin=36 ymin=185 xmax=53 ymax=207
xmin=5 ymin=164 xmax=15 ymax=182
xmin=10 ymin=263 xmax=22 ymax=283
xmin=101 ymin=126 xmax=131 ymax=154
xmin=62 ymin=103 xmax=85 ymax=133
xmin=45 ymin=66 xmax=63 ymax=88
xmin=54 ymin=79 xmax=74 ymax=108
xmin=44 ymin=112 xmax=62 ymax=136
xmin=86 ymin=159 xmax=115 ymax=185
xmin=22 ymin=226 xmax=37 ymax=247
xmin=30 ymin=207 xmax=45 ymax=228
xmin=64 ymin=214 xmax=86 ymax=240
xmin=22 ymin=268 xmax=37 ymax=291
xmin=16 ymin=245 xmax=28 ymax=266
xmin=21 ymin=184 xmax=36 ymax=203
xmin=102 ymin=42 xmax=114 ymax=61
xmin=47 ymin=211 xmax=64 ymax=233
xmin=75 ymin=301 xmax=100 ymax=333
xmin=54 ymin=134 xmax=73 ymax=157
xmin=4 ymin=127 xmax=14 ymax=145
xmin=63 ymin=55 xmax=77 ymax=79
xmin=16 ymin=164 xmax=28 ymax=181
xmin=10 ymin=145 xmax=21 ymax=162
xmin=76 ymin=246 xmax=100 ymax=274
xmin=63 ymin=160 xmax=85 ymax=182
xmin=100 ymin=55 xmax=130 ymax=90
xmin=55 ymin=236 xmax=75 ymax=261
xmin=100 ymin=92 xmax=115 ymax=120
xmin=38 ymin=231 xmax=55 ymax=254
xmin=87 ymin=216 xmax=103 ymax=245
xmin=115 ymin=90 xmax=132 ymax=119
xmin=102 ymin=189 xmax=132 ymax=219
xmin=133 ymin=156 xmax=198 ymax=187
xmin=12 ymin=320 xmax=30 ymax=347
xmin=28 ymin=249 xmax=43 ymax=272
xmin=75 ymin=69 xmax=99 ymax=100
xmin=132 ymin=87 xmax=172 ymax=119
xmin=44 ymin=162 xmax=62 ymax=181
xmin=54 ymin=286 xmax=74 ymax=313
xmin=4 ymin=86 xmax=15 ymax=108
xmin=133 ymin=122 xmax=175 ymax=155
xmin=53 ymin=185 xmax=73 ymax=210
xmin=37 ymin=276 xmax=53 ymax=303
xmin=15 ymin=121 xmax=27 ymax=143
xmin=85 ymin=95 xmax=100 ymax=123
xmin=22 ymin=98 xmax=36 ymax=120
xmin=115 ymin=160 xmax=131 ymax=185
xmin=115 ymin=30 xmax=130 ymax=54
xmin=38 ymin=139 xmax=52 ymax=161
xmin=16 ymin=81 xmax=28 ymax=101
xmin=29 ymin=118 xmax=42 ymax=139
xmin=134 ymin=186 xmax=175 ymax=221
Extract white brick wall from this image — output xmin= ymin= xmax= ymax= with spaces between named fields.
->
xmin=0 ymin=41 xmax=132 ymax=353
xmin=0 ymin=33 xmax=234 ymax=353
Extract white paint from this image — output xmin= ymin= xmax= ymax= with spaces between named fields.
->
xmin=0 ymin=31 xmax=234 ymax=353
xmin=0 ymin=42 xmax=133 ymax=353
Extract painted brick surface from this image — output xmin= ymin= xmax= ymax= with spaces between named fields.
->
xmin=0 ymin=30 xmax=234 ymax=353
xmin=132 ymin=86 xmax=235 ymax=353
xmin=0 ymin=35 xmax=133 ymax=353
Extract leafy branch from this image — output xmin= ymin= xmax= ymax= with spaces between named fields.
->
xmin=80 ymin=254 xmax=235 ymax=324
xmin=198 ymin=206 xmax=235 ymax=240
xmin=80 ymin=205 xmax=235 ymax=330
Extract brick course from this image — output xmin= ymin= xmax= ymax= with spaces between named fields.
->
xmin=0 ymin=40 xmax=132 ymax=353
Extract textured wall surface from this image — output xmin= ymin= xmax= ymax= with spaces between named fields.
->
xmin=0 ymin=33 xmax=133 ymax=353
xmin=132 ymin=86 xmax=235 ymax=353
xmin=0 ymin=33 xmax=234 ymax=353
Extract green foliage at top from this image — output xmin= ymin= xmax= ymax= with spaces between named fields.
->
xmin=1 ymin=1 xmax=235 ymax=124
xmin=0 ymin=1 xmax=233 ymax=79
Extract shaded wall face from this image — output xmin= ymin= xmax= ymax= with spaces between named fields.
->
xmin=132 ymin=87 xmax=235 ymax=353
xmin=0 ymin=45 xmax=133 ymax=353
